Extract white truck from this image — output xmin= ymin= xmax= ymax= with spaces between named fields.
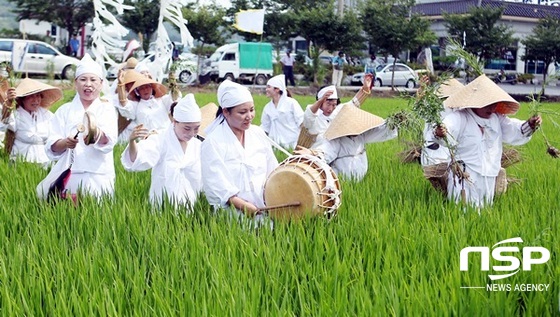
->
xmin=199 ymin=42 xmax=273 ymax=85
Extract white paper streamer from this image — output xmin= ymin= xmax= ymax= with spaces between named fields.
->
xmin=90 ymin=0 xmax=134 ymax=95
xmin=149 ymin=0 xmax=194 ymax=83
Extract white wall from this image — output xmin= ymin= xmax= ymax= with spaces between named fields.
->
xmin=19 ymin=20 xmax=69 ymax=47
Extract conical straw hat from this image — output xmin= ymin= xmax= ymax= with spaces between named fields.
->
xmin=436 ymin=78 xmax=464 ymax=98
xmin=15 ymin=78 xmax=62 ymax=108
xmin=124 ymin=57 xmax=138 ymax=70
xmin=122 ymin=70 xmax=144 ymax=85
xmin=443 ymin=74 xmax=519 ymax=115
xmin=198 ymin=102 xmax=219 ymax=138
xmin=128 ymin=76 xmax=168 ymax=98
xmin=323 ymin=104 xmax=385 ymax=140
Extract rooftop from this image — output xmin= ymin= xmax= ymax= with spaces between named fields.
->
xmin=413 ymin=0 xmax=560 ymax=19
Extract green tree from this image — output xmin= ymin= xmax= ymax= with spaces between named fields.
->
xmin=7 ymin=0 xmax=93 ymax=54
xmin=120 ymin=0 xmax=159 ymax=53
xmin=444 ymin=6 xmax=514 ymax=64
xmin=295 ymin=4 xmax=364 ymax=85
xmin=522 ymin=16 xmax=560 ymax=86
xmin=362 ymin=0 xmax=435 ymax=88
xmin=182 ymin=4 xmax=228 ymax=81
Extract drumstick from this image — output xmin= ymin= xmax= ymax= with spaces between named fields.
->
xmin=258 ymin=201 xmax=301 ymax=212
xmin=264 ymin=134 xmax=292 ymax=157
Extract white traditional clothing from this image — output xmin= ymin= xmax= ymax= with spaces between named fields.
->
xmin=420 ymin=110 xmax=453 ymax=167
xmin=121 ymin=125 xmax=202 ymax=208
xmin=314 ymin=123 xmax=397 ymax=180
xmin=0 ymin=107 xmax=52 ymax=165
xmin=302 ymin=104 xmax=343 ymax=136
xmin=44 ymin=95 xmax=118 ymax=198
xmin=439 ymin=109 xmax=533 ymax=207
xmin=201 ymin=122 xmax=278 ymax=210
xmin=118 ymin=94 xmax=175 ymax=134
xmin=261 ymin=96 xmax=303 ymax=148
xmin=112 ymin=93 xmax=135 ymax=143
xmin=421 ymin=123 xmax=451 ymax=166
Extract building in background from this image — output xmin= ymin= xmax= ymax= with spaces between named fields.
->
xmin=413 ymin=0 xmax=560 ymax=75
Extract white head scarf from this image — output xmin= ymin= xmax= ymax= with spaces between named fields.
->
xmin=75 ymin=53 xmax=103 ymax=79
xmin=217 ymin=80 xmax=253 ymax=109
xmin=205 ymin=80 xmax=254 ymax=135
xmin=317 ymin=85 xmax=338 ymax=100
xmin=267 ymin=74 xmax=286 ymax=96
xmin=173 ymin=94 xmax=201 ymax=123
xmin=134 ymin=63 xmax=152 ymax=77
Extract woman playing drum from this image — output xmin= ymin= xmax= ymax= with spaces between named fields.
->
xmin=201 ymin=80 xmax=278 ymax=219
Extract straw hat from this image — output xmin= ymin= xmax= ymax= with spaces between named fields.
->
xmin=122 ymin=70 xmax=144 ymax=85
xmin=198 ymin=102 xmax=219 ymax=138
xmin=128 ymin=77 xmax=167 ymax=98
xmin=436 ymin=78 xmax=464 ymax=99
xmin=323 ymin=104 xmax=385 ymax=140
xmin=15 ymin=78 xmax=62 ymax=108
xmin=124 ymin=57 xmax=138 ymax=70
xmin=443 ymin=74 xmax=519 ymax=115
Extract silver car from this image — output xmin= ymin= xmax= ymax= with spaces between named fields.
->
xmin=0 ymin=38 xmax=79 ymax=79
xmin=351 ymin=63 xmax=420 ymax=88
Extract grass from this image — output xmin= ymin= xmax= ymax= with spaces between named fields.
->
xmin=0 ymin=89 xmax=559 ymax=315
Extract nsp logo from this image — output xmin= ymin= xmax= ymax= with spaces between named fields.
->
xmin=460 ymin=237 xmax=550 ymax=280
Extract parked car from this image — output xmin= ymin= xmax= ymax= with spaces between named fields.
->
xmin=319 ymin=55 xmax=333 ymax=65
xmin=351 ymin=63 xmax=422 ymax=88
xmin=0 ymin=38 xmax=79 ymax=79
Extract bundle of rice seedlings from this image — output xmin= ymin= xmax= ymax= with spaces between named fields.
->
xmin=386 ymin=110 xmax=424 ymax=163
xmin=546 ymin=143 xmax=560 ymax=158
xmin=501 ymin=147 xmax=522 ymax=168
xmin=397 ymin=144 xmax=422 ymax=164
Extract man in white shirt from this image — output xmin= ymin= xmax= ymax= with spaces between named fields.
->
xmin=280 ymin=49 xmax=296 ymax=87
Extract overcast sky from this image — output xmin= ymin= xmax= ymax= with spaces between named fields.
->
xmin=196 ymin=0 xmax=232 ymax=8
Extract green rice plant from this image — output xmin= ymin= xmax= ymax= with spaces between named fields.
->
xmin=0 ymin=92 xmax=558 ymax=315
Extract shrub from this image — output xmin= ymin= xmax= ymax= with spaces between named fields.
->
xmin=517 ymin=73 xmax=534 ymax=84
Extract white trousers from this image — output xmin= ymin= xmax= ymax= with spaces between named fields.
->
xmin=332 ymin=69 xmax=344 ymax=86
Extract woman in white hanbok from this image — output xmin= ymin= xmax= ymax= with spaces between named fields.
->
xmin=433 ymin=75 xmax=541 ymax=208
xmin=201 ymin=80 xmax=278 ymax=219
xmin=261 ymin=74 xmax=303 ymax=148
xmin=0 ymin=78 xmax=61 ymax=166
xmin=39 ymin=54 xmax=118 ymax=199
xmin=121 ymin=94 xmax=202 ymax=210
xmin=118 ymin=76 xmax=180 ymax=136
xmin=300 ymin=74 xmax=373 ymax=148
xmin=296 ymin=104 xmax=397 ymax=181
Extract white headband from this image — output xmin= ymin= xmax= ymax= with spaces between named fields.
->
xmin=317 ymin=85 xmax=338 ymax=100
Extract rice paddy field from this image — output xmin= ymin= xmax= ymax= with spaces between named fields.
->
xmin=0 ymin=87 xmax=559 ymax=316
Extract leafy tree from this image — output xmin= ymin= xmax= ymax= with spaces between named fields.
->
xmin=295 ymin=5 xmax=364 ymax=85
xmin=182 ymin=4 xmax=228 ymax=81
xmin=183 ymin=4 xmax=227 ymax=48
xmin=361 ymin=0 xmax=435 ymax=88
xmin=444 ymin=5 xmax=514 ymax=63
xmin=522 ymin=16 xmax=560 ymax=86
xmin=7 ymin=0 xmax=93 ymax=54
xmin=120 ymin=0 xmax=159 ymax=53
